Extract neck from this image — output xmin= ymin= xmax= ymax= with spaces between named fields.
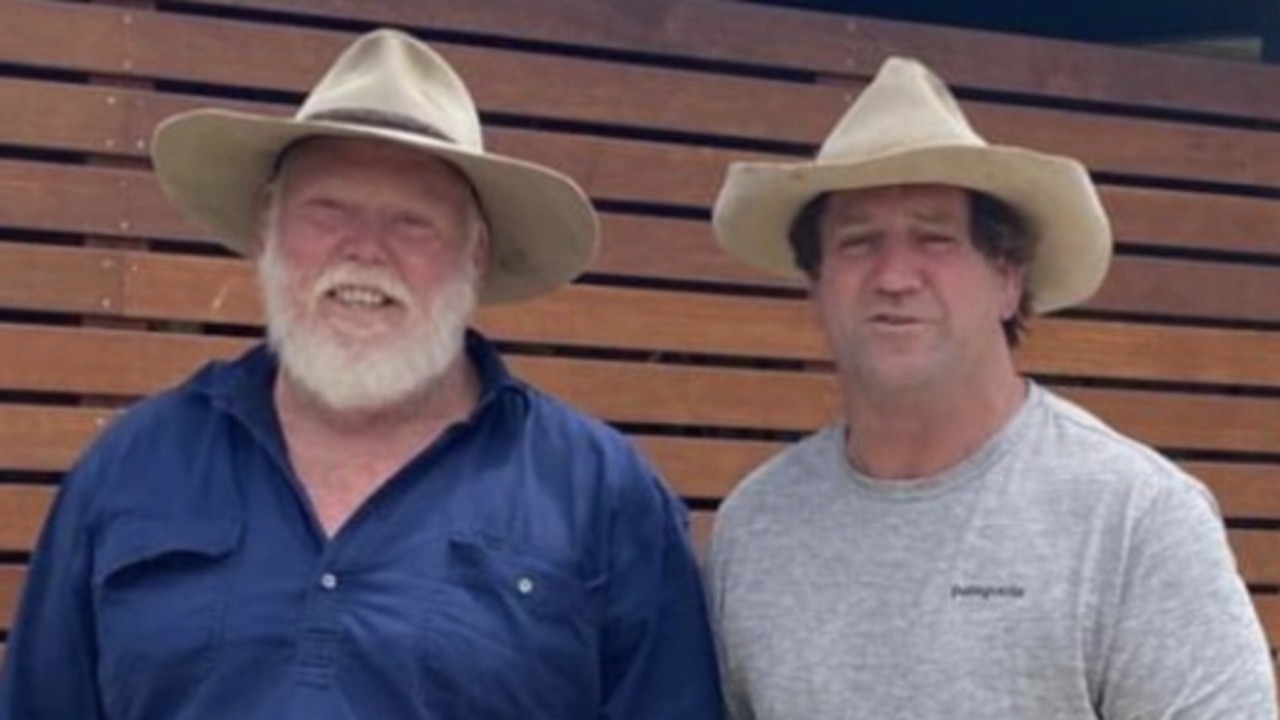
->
xmin=840 ymin=362 xmax=1026 ymax=480
xmin=271 ymin=353 xmax=483 ymax=538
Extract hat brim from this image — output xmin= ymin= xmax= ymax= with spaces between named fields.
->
xmin=151 ymin=109 xmax=599 ymax=305
xmin=712 ymin=144 xmax=1112 ymax=314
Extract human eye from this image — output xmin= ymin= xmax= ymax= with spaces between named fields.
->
xmin=297 ymin=196 xmax=350 ymax=229
xmin=833 ymin=233 xmax=874 ymax=255
xmin=391 ymin=210 xmax=438 ymax=235
xmin=919 ymin=231 xmax=959 ymax=251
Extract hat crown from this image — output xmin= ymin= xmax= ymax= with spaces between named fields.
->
xmin=297 ymin=29 xmax=483 ymax=150
xmin=818 ymin=57 xmax=984 ymax=164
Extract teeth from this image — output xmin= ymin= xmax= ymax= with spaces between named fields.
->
xmin=330 ymin=285 xmax=392 ymax=308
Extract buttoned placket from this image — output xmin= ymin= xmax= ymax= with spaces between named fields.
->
xmin=294 ymin=559 xmax=345 ymax=687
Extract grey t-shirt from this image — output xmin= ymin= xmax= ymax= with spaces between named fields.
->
xmin=708 ymin=383 xmax=1276 ymax=719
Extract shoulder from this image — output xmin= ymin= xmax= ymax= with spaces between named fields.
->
xmin=82 ymin=383 xmax=207 ymax=467
xmin=1024 ymin=386 xmax=1218 ymax=520
xmin=514 ymin=383 xmax=680 ymax=509
xmin=92 ymin=356 xmax=241 ymax=456
xmin=516 ymin=383 xmax=651 ymax=470
xmin=723 ymin=426 xmax=838 ymax=504
xmin=713 ymin=426 xmax=840 ymax=543
xmin=519 ymin=383 xmax=632 ymax=443
xmin=61 ymin=356 xmax=245 ymax=508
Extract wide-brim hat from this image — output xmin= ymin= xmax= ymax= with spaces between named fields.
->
xmin=150 ymin=29 xmax=598 ymax=305
xmin=712 ymin=56 xmax=1112 ymax=314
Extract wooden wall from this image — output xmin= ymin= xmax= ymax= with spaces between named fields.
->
xmin=1 ymin=0 xmax=1278 ymax=684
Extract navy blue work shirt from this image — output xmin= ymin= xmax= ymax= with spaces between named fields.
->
xmin=0 ymin=333 xmax=723 ymax=719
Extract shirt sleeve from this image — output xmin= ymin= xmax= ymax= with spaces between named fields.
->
xmin=0 ymin=454 xmax=106 ymax=720
xmin=597 ymin=466 xmax=724 ymax=720
xmin=1098 ymin=479 xmax=1277 ymax=718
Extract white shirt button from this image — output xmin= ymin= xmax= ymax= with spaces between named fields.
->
xmin=516 ymin=576 xmax=535 ymax=595
xmin=319 ymin=572 xmax=338 ymax=590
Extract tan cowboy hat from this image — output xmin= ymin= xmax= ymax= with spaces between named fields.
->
xmin=150 ymin=29 xmax=598 ymax=304
xmin=712 ymin=56 xmax=1112 ymax=314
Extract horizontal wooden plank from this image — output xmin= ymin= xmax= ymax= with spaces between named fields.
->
xmin=522 ymin=355 xmax=845 ymax=431
xmin=5 ymin=323 xmax=1279 ymax=452
xmin=6 ymin=241 xmax=1280 ymax=384
xmin=0 ymin=405 xmax=113 ymax=474
xmin=180 ymin=0 xmax=1280 ymax=124
xmin=0 ymin=565 xmax=22 ymax=631
xmin=1104 ymin=186 xmax=1280 ymax=258
xmin=0 ymin=242 xmax=120 ymax=315
xmin=820 ymin=18 xmax=1280 ymax=128
xmin=0 ymin=321 xmax=841 ymax=428
xmin=1233 ymin=531 xmax=1280 ymax=588
xmin=0 ymin=76 xmax=774 ymax=219
xmin=1018 ymin=320 xmax=1280 ymax=389
xmin=109 ymin=249 xmax=831 ymax=355
xmin=0 ymin=77 xmax=143 ymax=157
xmin=0 ymin=161 xmax=202 ymax=243
xmin=591 ymin=214 xmax=784 ymax=287
xmin=1254 ymin=595 xmax=1280 ymax=656
xmin=1057 ymin=386 xmax=1280 ymax=456
xmin=0 ymin=486 xmax=52 ymax=553
xmin=0 ymin=132 xmax=751 ymax=238
xmin=1092 ymin=256 xmax=1280 ymax=325
xmin=120 ymin=251 xmax=260 ymax=325
xmin=0 ymin=157 xmax=753 ymax=280
xmin=1189 ymin=462 xmax=1280 ymax=521
xmin=170 ymin=0 xmax=880 ymax=82
xmin=6 ymin=80 xmax=1280 ymax=258
xmin=641 ymin=435 xmax=781 ymax=499
xmin=967 ymin=101 xmax=1280 ymax=193
xmin=5 ymin=325 xmax=810 ymax=431
xmin=0 ymin=76 xmax=267 ymax=160
xmin=0 ymin=324 xmax=249 ymax=399
xmin=105 ymin=254 xmax=1280 ymax=387
xmin=0 ymin=3 xmax=842 ymax=145
xmin=6 ymin=16 xmax=1280 ymax=190
xmin=502 ymin=297 xmax=1280 ymax=389
xmin=484 ymin=285 xmax=820 ymax=361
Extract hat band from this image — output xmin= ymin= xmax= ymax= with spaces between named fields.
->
xmin=305 ymin=108 xmax=455 ymax=143
xmin=268 ymin=108 xmax=458 ymax=178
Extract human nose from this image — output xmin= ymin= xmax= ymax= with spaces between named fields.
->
xmin=335 ymin=213 xmax=391 ymax=263
xmin=869 ymin=241 xmax=922 ymax=295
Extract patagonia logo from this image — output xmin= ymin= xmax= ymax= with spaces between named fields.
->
xmin=950 ymin=584 xmax=1025 ymax=600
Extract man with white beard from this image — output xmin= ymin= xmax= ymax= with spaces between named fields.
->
xmin=0 ymin=30 xmax=722 ymax=720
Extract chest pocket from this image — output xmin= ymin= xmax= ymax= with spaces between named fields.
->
xmin=417 ymin=535 xmax=601 ymax=718
xmin=92 ymin=516 xmax=242 ymax=707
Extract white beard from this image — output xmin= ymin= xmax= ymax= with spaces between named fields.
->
xmin=258 ymin=240 xmax=477 ymax=412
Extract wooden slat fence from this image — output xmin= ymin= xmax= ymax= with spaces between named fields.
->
xmin=0 ymin=0 xmax=1277 ymax=683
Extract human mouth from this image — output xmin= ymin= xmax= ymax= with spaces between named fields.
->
xmin=869 ymin=313 xmax=919 ymax=327
xmin=325 ymin=284 xmax=402 ymax=309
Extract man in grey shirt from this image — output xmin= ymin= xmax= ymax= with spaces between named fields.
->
xmin=707 ymin=56 xmax=1276 ymax=718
